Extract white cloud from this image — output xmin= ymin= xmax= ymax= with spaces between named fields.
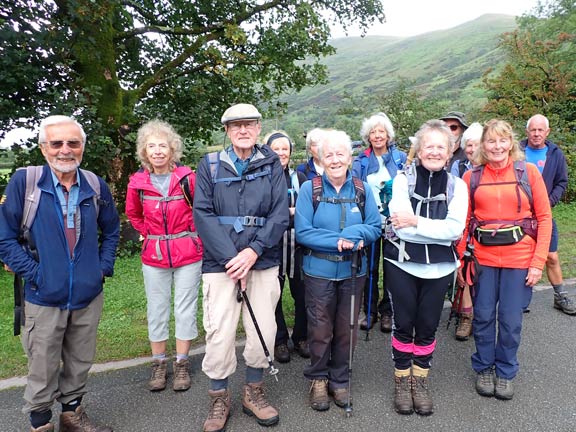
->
xmin=0 ymin=128 xmax=36 ymax=149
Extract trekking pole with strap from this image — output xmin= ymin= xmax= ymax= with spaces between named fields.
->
xmin=446 ymin=273 xmax=463 ymax=330
xmin=364 ymin=245 xmax=376 ymax=341
xmin=236 ymin=283 xmax=279 ymax=381
xmin=345 ymin=249 xmax=361 ymax=418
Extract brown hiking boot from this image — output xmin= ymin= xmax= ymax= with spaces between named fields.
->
xmin=31 ymin=424 xmax=54 ymax=432
xmin=242 ymin=382 xmax=279 ymax=426
xmin=203 ymin=389 xmax=230 ymax=432
xmin=309 ymin=379 xmax=330 ymax=411
xmin=380 ymin=314 xmax=393 ymax=333
xmin=394 ymin=376 xmax=413 ymax=415
xmin=148 ymin=359 xmax=167 ymax=391
xmin=455 ymin=312 xmax=473 ymax=341
xmin=411 ymin=375 xmax=433 ymax=416
xmin=59 ymin=406 xmax=112 ymax=432
xmin=173 ymin=359 xmax=191 ymax=391
xmin=329 ymin=387 xmax=350 ymax=408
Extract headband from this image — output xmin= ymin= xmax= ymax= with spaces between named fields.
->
xmin=266 ymin=132 xmax=292 ymax=151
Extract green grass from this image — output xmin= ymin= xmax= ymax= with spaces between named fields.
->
xmin=1 ymin=202 xmax=574 ymax=379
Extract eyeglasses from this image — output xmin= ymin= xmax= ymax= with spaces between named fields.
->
xmin=227 ymin=120 xmax=259 ymax=132
xmin=448 ymin=125 xmax=461 ymax=131
xmin=43 ymin=140 xmax=83 ymax=149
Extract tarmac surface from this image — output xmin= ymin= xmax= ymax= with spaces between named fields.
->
xmin=1 ymin=285 xmax=575 ymax=432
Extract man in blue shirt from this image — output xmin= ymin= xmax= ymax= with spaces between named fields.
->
xmin=521 ymin=114 xmax=574 ymax=315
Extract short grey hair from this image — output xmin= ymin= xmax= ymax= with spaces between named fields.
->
xmin=136 ymin=119 xmax=183 ymax=172
xmin=460 ymin=122 xmax=483 ymax=150
xmin=38 ymin=115 xmax=86 ymax=146
xmin=317 ymin=130 xmax=352 ymax=160
xmin=412 ymin=119 xmax=454 ymax=158
xmin=305 ymin=128 xmax=326 ymax=152
xmin=526 ymin=114 xmax=549 ymax=129
xmin=359 ymin=112 xmax=395 ymax=146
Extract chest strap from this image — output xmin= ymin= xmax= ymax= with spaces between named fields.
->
xmin=217 ymin=216 xmax=267 ymax=233
xmin=146 ymin=231 xmax=198 ymax=261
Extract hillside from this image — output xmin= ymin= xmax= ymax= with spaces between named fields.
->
xmin=273 ymin=14 xmax=517 ymax=133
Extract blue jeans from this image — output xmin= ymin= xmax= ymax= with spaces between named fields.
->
xmin=471 ymin=265 xmax=528 ymax=379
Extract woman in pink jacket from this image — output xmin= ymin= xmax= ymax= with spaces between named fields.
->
xmin=126 ymin=120 xmax=203 ymax=393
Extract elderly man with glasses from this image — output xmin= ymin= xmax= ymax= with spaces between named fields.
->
xmin=194 ymin=103 xmax=289 ymax=432
xmin=0 ymin=115 xmax=120 ymax=432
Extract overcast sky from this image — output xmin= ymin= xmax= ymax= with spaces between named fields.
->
xmin=332 ymin=0 xmax=541 ymax=37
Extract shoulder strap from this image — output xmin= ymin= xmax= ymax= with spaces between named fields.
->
xmin=513 ymin=160 xmax=534 ymax=214
xmin=469 ymin=165 xmax=484 ymax=215
xmin=207 ymin=151 xmax=220 ymax=183
xmin=79 ymin=169 xmax=101 ymax=219
xmin=179 ymin=174 xmax=193 ymax=208
xmin=404 ymin=164 xmax=417 ymax=198
xmin=290 ymin=169 xmax=300 ymax=194
xmin=20 ymin=166 xmax=44 ymax=232
xmin=446 ymin=172 xmax=456 ymax=205
xmin=311 ymin=176 xmax=323 ymax=214
xmin=311 ymin=176 xmax=365 ymax=221
xmin=352 ymin=176 xmax=366 ymax=220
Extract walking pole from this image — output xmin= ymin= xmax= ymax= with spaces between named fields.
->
xmin=364 ymin=244 xmax=376 ymax=341
xmin=345 ymin=249 xmax=361 ymax=418
xmin=236 ymin=283 xmax=279 ymax=381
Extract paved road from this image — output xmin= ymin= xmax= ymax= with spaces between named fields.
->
xmin=1 ymin=286 xmax=575 ymax=432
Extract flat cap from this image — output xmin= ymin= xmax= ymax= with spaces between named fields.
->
xmin=440 ymin=111 xmax=469 ymax=129
xmin=221 ymin=103 xmax=262 ymax=125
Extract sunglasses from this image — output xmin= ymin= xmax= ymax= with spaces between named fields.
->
xmin=448 ymin=125 xmax=461 ymax=131
xmin=43 ymin=140 xmax=83 ymax=149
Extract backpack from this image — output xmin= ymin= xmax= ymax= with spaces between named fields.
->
xmin=311 ymin=176 xmax=366 ymax=229
xmin=467 ymin=160 xmax=536 ymax=241
xmin=207 ymin=151 xmax=271 ymax=185
xmin=138 ymin=173 xmax=193 ymax=208
xmin=12 ymin=166 xmax=101 ymax=336
xmin=404 ymin=163 xmax=456 ymax=214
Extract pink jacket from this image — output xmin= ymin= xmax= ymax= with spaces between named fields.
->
xmin=126 ymin=165 xmax=203 ymax=268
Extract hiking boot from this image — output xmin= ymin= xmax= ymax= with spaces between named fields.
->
xmin=31 ymin=423 xmax=54 ymax=432
xmin=411 ymin=375 xmax=433 ymax=416
xmin=203 ymin=389 xmax=230 ymax=432
xmin=394 ymin=375 xmax=413 ymax=415
xmin=148 ymin=359 xmax=167 ymax=391
xmin=59 ymin=406 xmax=112 ymax=432
xmin=173 ymin=359 xmax=191 ymax=391
xmin=554 ymin=292 xmax=576 ymax=315
xmin=494 ymin=376 xmax=514 ymax=400
xmin=274 ymin=343 xmax=291 ymax=363
xmin=329 ymin=387 xmax=350 ymax=408
xmin=242 ymin=382 xmax=279 ymax=426
xmin=455 ymin=312 xmax=473 ymax=341
xmin=380 ymin=314 xmax=393 ymax=333
xmin=475 ymin=368 xmax=495 ymax=397
xmin=294 ymin=340 xmax=310 ymax=358
xmin=309 ymin=379 xmax=330 ymax=411
xmin=360 ymin=315 xmax=377 ymax=330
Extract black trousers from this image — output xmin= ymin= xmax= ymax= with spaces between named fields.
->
xmin=303 ymin=273 xmax=365 ymax=388
xmin=362 ymin=236 xmax=392 ymax=319
xmin=275 ymin=274 xmax=308 ymax=346
xmin=386 ymin=261 xmax=452 ymax=370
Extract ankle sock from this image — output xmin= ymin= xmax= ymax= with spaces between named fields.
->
xmin=30 ymin=410 xmax=52 ymax=428
xmin=152 ymin=352 xmax=167 ymax=361
xmin=394 ymin=368 xmax=411 ymax=378
xmin=553 ymin=284 xmax=564 ymax=295
xmin=246 ymin=366 xmax=264 ymax=384
xmin=461 ymin=307 xmax=472 ymax=314
xmin=61 ymin=397 xmax=82 ymax=413
xmin=176 ymin=353 xmax=188 ymax=363
xmin=210 ymin=378 xmax=228 ymax=391
xmin=412 ymin=365 xmax=429 ymax=378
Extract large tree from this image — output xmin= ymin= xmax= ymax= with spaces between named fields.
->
xmin=0 ymin=0 xmax=384 ymax=195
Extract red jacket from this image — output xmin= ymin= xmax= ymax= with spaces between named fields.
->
xmin=457 ymin=159 xmax=552 ymax=270
xmin=126 ymin=165 xmax=203 ymax=268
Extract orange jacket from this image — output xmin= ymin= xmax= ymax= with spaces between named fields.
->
xmin=457 ymin=160 xmax=552 ymax=270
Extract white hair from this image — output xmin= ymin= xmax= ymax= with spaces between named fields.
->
xmin=460 ymin=122 xmax=483 ymax=150
xmin=317 ymin=130 xmax=352 ymax=160
xmin=38 ymin=115 xmax=86 ymax=145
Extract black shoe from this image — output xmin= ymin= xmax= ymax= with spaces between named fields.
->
xmin=293 ymin=340 xmax=310 ymax=358
xmin=380 ymin=314 xmax=393 ymax=333
xmin=360 ymin=315 xmax=377 ymax=330
xmin=274 ymin=343 xmax=290 ymax=363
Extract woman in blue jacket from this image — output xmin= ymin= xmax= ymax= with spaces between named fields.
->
xmin=295 ymin=129 xmax=381 ymax=412
xmin=352 ymin=113 xmax=407 ymax=332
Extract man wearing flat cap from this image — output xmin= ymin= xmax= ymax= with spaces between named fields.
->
xmin=194 ymin=103 xmax=289 ymax=431
xmin=440 ymin=111 xmax=469 ymax=166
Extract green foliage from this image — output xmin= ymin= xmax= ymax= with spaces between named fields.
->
xmin=0 ymin=0 xmax=385 ymax=209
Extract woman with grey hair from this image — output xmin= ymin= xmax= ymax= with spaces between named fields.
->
xmin=126 ymin=119 xmax=203 ymax=393
xmin=296 ymin=127 xmax=325 ymax=180
xmin=352 ymin=113 xmax=407 ymax=333
xmin=384 ymin=119 xmax=468 ymax=416
xmin=295 ymin=129 xmax=381 ymax=411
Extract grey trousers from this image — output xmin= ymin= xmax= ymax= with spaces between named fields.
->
xmin=21 ymin=293 xmax=104 ymax=414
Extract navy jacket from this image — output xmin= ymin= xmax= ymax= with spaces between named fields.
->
xmin=520 ymin=139 xmax=568 ymax=207
xmin=296 ymin=158 xmax=321 ymax=180
xmin=193 ymin=144 xmax=289 ymax=273
xmin=0 ymin=165 xmax=120 ymax=309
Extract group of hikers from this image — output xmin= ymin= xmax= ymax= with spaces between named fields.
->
xmin=0 ymin=104 xmax=573 ymax=432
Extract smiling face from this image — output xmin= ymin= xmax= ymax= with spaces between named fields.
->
xmin=145 ymin=134 xmax=173 ymax=174
xmin=368 ymin=124 xmax=389 ymax=155
xmin=321 ymin=141 xmax=352 ymax=184
xmin=40 ymin=122 xmax=84 ymax=175
xmin=417 ymin=130 xmax=451 ymax=172
xmin=270 ymin=137 xmax=291 ymax=169
xmin=482 ymin=132 xmax=512 ymax=169
xmin=464 ymin=139 xmax=479 ymax=162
